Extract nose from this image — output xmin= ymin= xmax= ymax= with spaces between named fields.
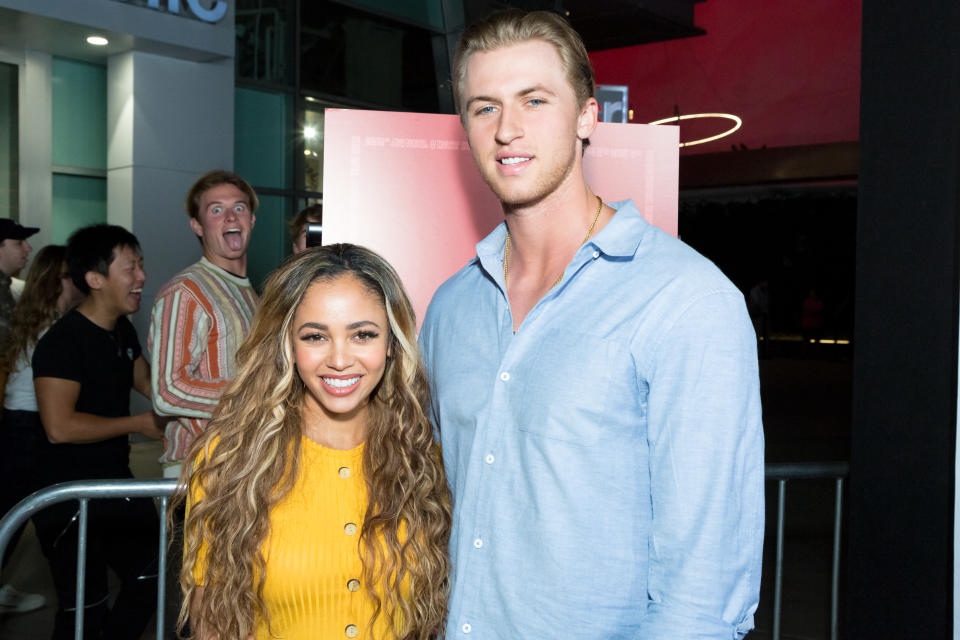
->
xmin=136 ymin=266 xmax=146 ymax=286
xmin=24 ymin=240 xmax=32 ymax=253
xmin=326 ymin=340 xmax=353 ymax=370
xmin=495 ymin=104 xmax=523 ymax=145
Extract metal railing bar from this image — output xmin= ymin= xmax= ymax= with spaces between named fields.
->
xmin=75 ymin=498 xmax=88 ymax=640
xmin=765 ymin=461 xmax=849 ymax=480
xmin=158 ymin=495 xmax=169 ymax=640
xmin=773 ymin=479 xmax=786 ymax=640
xmin=0 ymin=479 xmax=178 ymax=562
xmin=831 ymin=477 xmax=843 ymax=640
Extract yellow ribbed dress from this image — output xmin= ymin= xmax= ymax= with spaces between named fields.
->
xmin=193 ymin=437 xmax=397 ymax=640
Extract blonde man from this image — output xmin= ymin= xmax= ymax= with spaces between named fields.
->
xmin=419 ymin=10 xmax=764 ymax=639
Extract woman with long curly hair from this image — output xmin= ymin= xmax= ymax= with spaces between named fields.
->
xmin=0 ymin=245 xmax=84 ymax=564
xmin=174 ymin=244 xmax=451 ymax=640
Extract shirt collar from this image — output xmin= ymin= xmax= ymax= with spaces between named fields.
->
xmin=199 ymin=256 xmax=251 ymax=286
xmin=474 ymin=198 xmax=651 ymax=263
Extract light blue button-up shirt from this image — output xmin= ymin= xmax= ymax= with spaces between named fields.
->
xmin=419 ymin=199 xmax=764 ymax=639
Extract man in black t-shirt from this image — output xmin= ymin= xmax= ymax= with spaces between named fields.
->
xmin=33 ymin=224 xmax=163 ymax=640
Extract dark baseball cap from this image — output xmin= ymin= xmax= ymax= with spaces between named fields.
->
xmin=0 ymin=219 xmax=39 ymax=242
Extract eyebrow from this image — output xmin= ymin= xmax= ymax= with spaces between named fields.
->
xmin=465 ymin=84 xmax=557 ymax=109
xmin=297 ymin=320 xmax=382 ymax=332
xmin=207 ymin=199 xmax=248 ymax=207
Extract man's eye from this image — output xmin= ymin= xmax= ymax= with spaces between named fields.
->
xmin=211 ymin=206 xmax=223 ymax=214
xmin=475 ymin=105 xmax=496 ymax=116
xmin=234 ymin=205 xmax=245 ymax=213
xmin=527 ymin=98 xmax=545 ymax=107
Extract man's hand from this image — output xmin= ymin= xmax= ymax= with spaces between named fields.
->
xmin=135 ymin=411 xmax=166 ymax=440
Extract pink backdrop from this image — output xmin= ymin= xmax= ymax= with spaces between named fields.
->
xmin=322 ymin=109 xmax=679 ymax=327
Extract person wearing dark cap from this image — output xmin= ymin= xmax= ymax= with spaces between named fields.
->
xmin=0 ymin=219 xmax=38 ymax=344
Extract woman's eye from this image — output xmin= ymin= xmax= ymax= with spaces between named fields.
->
xmin=355 ymin=330 xmax=379 ymax=342
xmin=300 ymin=333 xmax=325 ymax=342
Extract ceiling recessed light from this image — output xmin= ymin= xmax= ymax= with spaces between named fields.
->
xmin=86 ymin=36 xmax=109 ymax=46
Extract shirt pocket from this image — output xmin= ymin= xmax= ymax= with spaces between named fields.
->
xmin=516 ymin=332 xmax=619 ymax=446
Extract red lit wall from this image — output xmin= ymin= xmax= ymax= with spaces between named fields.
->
xmin=589 ymin=0 xmax=861 ymax=154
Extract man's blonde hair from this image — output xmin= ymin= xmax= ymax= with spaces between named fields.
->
xmin=451 ymin=9 xmax=595 ymax=117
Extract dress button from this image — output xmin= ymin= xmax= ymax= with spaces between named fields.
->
xmin=473 ymin=538 xmax=483 ymax=549
xmin=462 ymin=623 xmax=472 ymax=634
xmin=499 ymin=371 xmax=510 ymax=381
xmin=338 ymin=466 xmax=351 ymax=478
xmin=484 ymin=454 xmax=495 ymax=464
xmin=344 ymin=522 xmax=358 ymax=535
xmin=345 ymin=623 xmax=359 ymax=638
xmin=346 ymin=578 xmax=361 ymax=592
xmin=592 ymin=250 xmax=600 ymax=259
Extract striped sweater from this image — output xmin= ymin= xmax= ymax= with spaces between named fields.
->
xmin=149 ymin=257 xmax=259 ymax=462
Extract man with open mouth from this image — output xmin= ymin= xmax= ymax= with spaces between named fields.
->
xmin=148 ymin=170 xmax=260 ymax=480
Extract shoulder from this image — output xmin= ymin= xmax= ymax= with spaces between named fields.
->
xmin=154 ymin=261 xmax=207 ymax=300
xmin=606 ymin=200 xmax=741 ymax=303
xmin=421 ymin=258 xmax=484 ymax=335
xmin=33 ymin=312 xmax=85 ymax=371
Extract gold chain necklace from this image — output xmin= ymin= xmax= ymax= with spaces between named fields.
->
xmin=504 ymin=195 xmax=603 ymax=290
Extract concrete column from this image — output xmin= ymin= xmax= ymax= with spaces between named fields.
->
xmin=18 ymin=50 xmax=52 ymax=249
xmin=106 ymin=50 xmax=234 ymax=339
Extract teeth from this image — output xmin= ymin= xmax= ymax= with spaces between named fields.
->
xmin=225 ymin=228 xmax=240 ymax=234
xmin=323 ymin=376 xmax=360 ymax=388
xmin=500 ymin=157 xmax=529 ymax=165
xmin=131 ymin=289 xmax=142 ymax=294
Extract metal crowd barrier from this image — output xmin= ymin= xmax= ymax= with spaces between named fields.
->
xmin=0 ymin=466 xmax=849 ymax=640
xmin=765 ymin=461 xmax=849 ymax=640
xmin=0 ymin=479 xmax=179 ymax=640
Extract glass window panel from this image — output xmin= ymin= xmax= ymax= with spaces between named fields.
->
xmin=0 ymin=62 xmax=17 ymax=220
xmin=340 ymin=0 xmax=444 ymax=31
xmin=235 ymin=0 xmax=295 ymax=85
xmin=52 ymin=58 xmax=106 ymax=170
xmin=51 ymin=174 xmax=107 ymax=244
xmin=301 ymin=0 xmax=440 ymax=111
xmin=303 ymin=108 xmax=324 ymax=193
xmin=235 ymin=88 xmax=292 ymax=189
xmin=246 ymin=194 xmax=291 ymax=290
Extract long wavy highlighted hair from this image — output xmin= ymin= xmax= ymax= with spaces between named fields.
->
xmin=1 ymin=245 xmax=69 ymax=373
xmin=171 ymin=244 xmax=451 ymax=639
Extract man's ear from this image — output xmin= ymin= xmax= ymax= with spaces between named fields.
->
xmin=189 ymin=216 xmax=204 ymax=239
xmin=576 ymin=97 xmax=600 ymax=141
xmin=84 ymin=270 xmax=103 ymax=292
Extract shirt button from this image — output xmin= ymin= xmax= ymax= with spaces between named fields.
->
xmin=484 ymin=454 xmax=495 ymax=464
xmin=473 ymin=538 xmax=483 ymax=549
xmin=345 ymin=624 xmax=359 ymax=638
xmin=344 ymin=522 xmax=358 ymax=535
xmin=462 ymin=623 xmax=472 ymax=634
xmin=346 ymin=578 xmax=361 ymax=592
xmin=338 ymin=466 xmax=351 ymax=478
xmin=592 ymin=250 xmax=600 ymax=259
xmin=499 ymin=371 xmax=510 ymax=381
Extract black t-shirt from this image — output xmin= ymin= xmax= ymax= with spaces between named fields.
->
xmin=32 ymin=309 xmax=141 ymax=481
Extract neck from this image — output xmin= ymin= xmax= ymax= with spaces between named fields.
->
xmin=77 ymin=297 xmax=121 ymax=331
xmin=203 ymin=252 xmax=247 ymax=277
xmin=503 ymin=177 xmax=609 ymax=274
xmin=301 ymin=400 xmax=367 ymax=450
